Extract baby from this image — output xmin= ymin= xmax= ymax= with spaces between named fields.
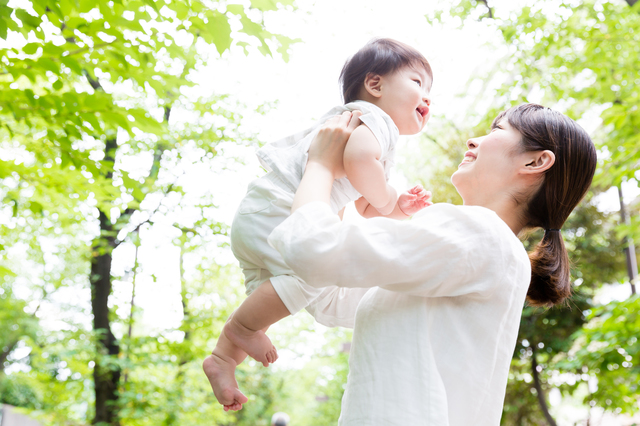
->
xmin=204 ymin=38 xmax=433 ymax=411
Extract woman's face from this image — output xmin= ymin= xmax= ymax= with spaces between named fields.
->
xmin=451 ymin=118 xmax=529 ymax=206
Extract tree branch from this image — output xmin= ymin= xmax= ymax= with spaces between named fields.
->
xmin=114 ymin=177 xmax=182 ymax=247
xmin=531 ymin=344 xmax=558 ymax=426
xmin=65 ymin=41 xmax=117 ymax=58
xmin=625 ymin=0 xmax=638 ymax=7
xmin=0 ymin=340 xmax=19 ymax=368
xmin=477 ymin=0 xmax=494 ymax=19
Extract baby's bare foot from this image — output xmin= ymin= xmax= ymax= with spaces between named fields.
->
xmin=203 ymin=353 xmax=248 ymax=411
xmin=224 ymin=316 xmax=278 ymax=367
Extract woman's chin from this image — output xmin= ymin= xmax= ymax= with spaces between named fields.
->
xmin=450 ymin=168 xmax=465 ymax=185
xmin=450 ymin=172 xmax=471 ymax=201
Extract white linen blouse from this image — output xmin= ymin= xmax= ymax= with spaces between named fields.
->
xmin=269 ymin=202 xmax=531 ymax=426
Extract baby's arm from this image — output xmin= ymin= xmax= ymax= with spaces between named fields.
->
xmin=355 ymin=184 xmax=432 ymax=219
xmin=343 ymin=125 xmax=397 ymax=215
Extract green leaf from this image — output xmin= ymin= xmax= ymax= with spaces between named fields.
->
xmin=23 ymin=43 xmax=40 ymax=54
xmin=43 ymin=43 xmax=64 ymax=56
xmin=121 ymin=171 xmax=144 ymax=201
xmin=0 ymin=4 xmax=12 ymax=19
xmin=226 ymin=4 xmax=245 ymax=15
xmin=82 ymin=112 xmax=102 ymax=131
xmin=173 ymin=2 xmax=189 ymax=20
xmin=48 ymin=3 xmax=65 ymax=20
xmin=240 ymin=15 xmax=271 ymax=56
xmin=208 ymin=11 xmax=232 ymax=55
xmin=79 ymin=0 xmax=95 ymax=13
xmin=0 ymin=265 xmax=15 ymax=277
xmin=39 ymin=57 xmax=59 ymax=74
xmin=15 ymin=8 xmax=42 ymax=29
xmin=102 ymin=111 xmax=130 ymax=131
xmin=31 ymin=0 xmax=46 ymax=15
xmin=29 ymin=201 xmax=44 ymax=215
xmin=250 ymin=0 xmax=279 ymax=11
xmin=60 ymin=56 xmax=83 ymax=76
xmin=142 ymin=0 xmax=158 ymax=12
xmin=0 ymin=17 xmax=7 ymax=40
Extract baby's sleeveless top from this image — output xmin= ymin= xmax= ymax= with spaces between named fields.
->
xmin=256 ymin=101 xmax=399 ymax=213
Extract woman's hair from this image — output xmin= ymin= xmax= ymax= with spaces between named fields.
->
xmin=494 ymin=104 xmax=597 ymax=307
xmin=339 ymin=38 xmax=433 ymax=104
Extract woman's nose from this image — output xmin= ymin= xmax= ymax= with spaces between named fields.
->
xmin=466 ymin=138 xmax=479 ymax=149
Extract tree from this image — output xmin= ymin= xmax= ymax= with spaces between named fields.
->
xmin=0 ymin=0 xmax=297 ymax=423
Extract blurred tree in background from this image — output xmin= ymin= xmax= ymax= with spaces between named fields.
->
xmin=0 ymin=0 xmax=299 ymax=424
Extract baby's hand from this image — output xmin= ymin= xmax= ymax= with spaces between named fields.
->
xmin=398 ymin=185 xmax=432 ymax=217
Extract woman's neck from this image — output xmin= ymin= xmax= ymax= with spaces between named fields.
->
xmin=464 ymin=195 xmax=526 ymax=235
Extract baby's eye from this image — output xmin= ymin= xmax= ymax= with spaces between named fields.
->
xmin=413 ymin=80 xmax=422 ymax=87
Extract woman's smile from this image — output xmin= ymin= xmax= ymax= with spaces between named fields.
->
xmin=459 ymin=151 xmax=477 ymax=167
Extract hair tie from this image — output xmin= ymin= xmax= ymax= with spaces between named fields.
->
xmin=545 ymin=228 xmax=561 ymax=233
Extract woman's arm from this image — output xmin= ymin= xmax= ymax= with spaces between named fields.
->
xmin=305 ymin=286 xmax=371 ymax=328
xmin=269 ymin=202 xmax=503 ymax=298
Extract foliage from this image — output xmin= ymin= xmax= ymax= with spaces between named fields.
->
xmin=0 ymin=0 xmax=300 ymax=424
xmin=562 ymin=295 xmax=640 ymax=414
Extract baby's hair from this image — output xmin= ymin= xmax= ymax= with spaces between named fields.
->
xmin=339 ymin=38 xmax=433 ymax=104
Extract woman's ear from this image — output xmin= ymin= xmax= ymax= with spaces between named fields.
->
xmin=363 ymin=73 xmax=383 ymax=98
xmin=522 ymin=150 xmax=555 ymax=174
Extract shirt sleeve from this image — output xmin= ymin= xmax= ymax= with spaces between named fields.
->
xmin=268 ymin=202 xmax=509 ymax=298
xmin=305 ymin=286 xmax=371 ymax=329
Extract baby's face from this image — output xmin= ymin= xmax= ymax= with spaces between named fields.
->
xmin=376 ymin=67 xmax=432 ymax=135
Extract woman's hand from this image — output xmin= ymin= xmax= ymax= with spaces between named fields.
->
xmin=308 ymin=110 xmax=362 ymax=180
xmin=292 ymin=111 xmax=361 ymax=213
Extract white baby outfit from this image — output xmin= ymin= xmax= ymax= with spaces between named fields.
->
xmin=230 ymin=101 xmax=398 ymax=325
xmin=269 ymin=202 xmax=531 ymax=426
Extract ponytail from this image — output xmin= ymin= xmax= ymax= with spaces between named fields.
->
xmin=527 ymin=231 xmax=571 ymax=307
xmin=493 ymin=104 xmax=597 ymax=307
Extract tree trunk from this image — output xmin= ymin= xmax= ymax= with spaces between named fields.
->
xmin=531 ymin=345 xmax=557 ymax=426
xmin=91 ymin=136 xmax=121 ymax=426
xmin=123 ymin=230 xmax=140 ymax=385
xmin=0 ymin=340 xmax=19 ymax=370
xmin=618 ymin=185 xmax=638 ymax=295
xmin=164 ymin=242 xmax=190 ymax=425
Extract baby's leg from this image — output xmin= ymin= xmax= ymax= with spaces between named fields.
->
xmin=223 ymin=279 xmax=290 ymax=366
xmin=203 ymin=332 xmax=248 ymax=411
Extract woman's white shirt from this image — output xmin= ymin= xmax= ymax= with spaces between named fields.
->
xmin=269 ymin=202 xmax=531 ymax=426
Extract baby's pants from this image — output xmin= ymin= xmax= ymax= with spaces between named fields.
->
xmin=230 ymin=172 xmax=326 ymax=317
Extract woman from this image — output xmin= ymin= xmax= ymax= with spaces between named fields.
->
xmin=267 ymin=104 xmax=597 ymax=425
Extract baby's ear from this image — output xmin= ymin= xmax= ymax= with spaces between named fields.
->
xmin=363 ymin=73 xmax=383 ymax=98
